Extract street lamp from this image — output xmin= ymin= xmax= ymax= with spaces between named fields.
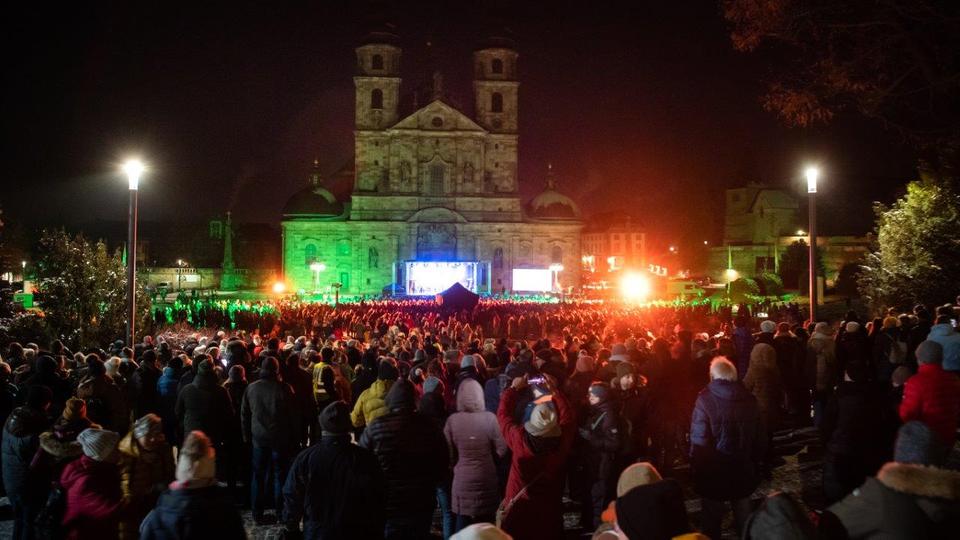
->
xmin=549 ymin=263 xmax=564 ymax=300
xmin=805 ymin=165 xmax=819 ymax=323
xmin=176 ymin=259 xmax=188 ymax=292
xmin=122 ymin=158 xmax=145 ymax=346
xmin=309 ymin=261 xmax=326 ymax=293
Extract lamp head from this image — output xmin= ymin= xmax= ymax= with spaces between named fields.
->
xmin=122 ymin=159 xmax=146 ymax=190
xmin=805 ymin=166 xmax=819 ymax=193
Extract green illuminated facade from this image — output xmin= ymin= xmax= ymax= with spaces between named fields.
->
xmin=281 ymin=30 xmax=582 ymax=296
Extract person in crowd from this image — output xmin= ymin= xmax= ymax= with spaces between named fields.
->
xmin=223 ymin=364 xmax=249 ymax=497
xmin=689 ymin=357 xmax=762 ymax=540
xmin=2 ymin=385 xmax=52 ymax=540
xmin=283 ymin=401 xmax=385 ymax=539
xmin=732 ymin=317 xmax=754 ymax=377
xmin=21 ymin=354 xmax=72 ymax=419
xmin=592 ymin=462 xmax=691 ymax=540
xmin=128 ymin=349 xmax=162 ymax=419
xmin=899 ymin=340 xmax=960 ymax=447
xmin=444 ymin=378 xmax=507 ymax=533
xmin=497 ymin=374 xmax=575 ymax=540
xmin=60 ymin=427 xmax=124 ymax=539
xmin=822 ymin=421 xmax=960 ymax=538
xmin=351 ymin=358 xmax=398 ymax=430
xmin=928 ymin=306 xmax=960 ymax=372
xmin=577 ymin=382 xmax=622 ymax=529
xmin=360 ymin=380 xmax=450 ymax=540
xmin=450 ymin=523 xmax=513 ymax=540
xmin=742 ymin=492 xmax=816 ymax=540
xmin=0 ymin=362 xmax=19 ymax=438
xmin=872 ymin=316 xmax=907 ymax=384
xmin=77 ymin=354 xmax=130 ymax=435
xmin=242 ymin=356 xmax=300 ymax=524
xmin=281 ymin=352 xmax=317 ymax=447
xmin=157 ymin=357 xmax=182 ymax=446
xmin=743 ymin=342 xmax=783 ymax=474
xmin=117 ymin=413 xmax=175 ymax=540
xmin=772 ymin=323 xmax=805 ymax=417
xmin=176 ymin=357 xmax=235 ymax=451
xmin=421 ymin=375 xmax=454 ymax=538
xmin=821 ymin=363 xmax=887 ymax=504
xmin=140 ymin=430 xmax=246 ymax=539
xmin=805 ymin=322 xmax=837 ymax=428
xmin=836 ymin=321 xmax=871 ymax=382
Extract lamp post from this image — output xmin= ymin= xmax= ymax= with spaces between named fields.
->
xmin=332 ymin=282 xmax=343 ymax=307
xmin=176 ymin=259 xmax=188 ymax=292
xmin=123 ymin=159 xmax=144 ymax=346
xmin=549 ymin=263 xmax=564 ymax=301
xmin=805 ymin=166 xmax=819 ymax=323
xmin=309 ymin=261 xmax=326 ymax=294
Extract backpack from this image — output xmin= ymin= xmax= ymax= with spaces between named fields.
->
xmin=34 ymin=482 xmax=66 ymax=540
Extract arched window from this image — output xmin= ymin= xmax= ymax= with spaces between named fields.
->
xmin=368 ymin=247 xmax=379 ymax=269
xmin=304 ymin=244 xmax=317 ymax=265
xmin=371 ymin=54 xmax=384 ymax=70
xmin=491 ymin=92 xmax=503 ymax=113
xmin=493 ymin=248 xmax=504 ymax=269
xmin=491 ymin=58 xmax=503 ymax=74
xmin=336 ymin=239 xmax=351 ymax=257
xmin=430 ymin=165 xmax=444 ymax=195
xmin=551 ymin=245 xmax=563 ymax=264
xmin=371 ymin=88 xmax=383 ymax=110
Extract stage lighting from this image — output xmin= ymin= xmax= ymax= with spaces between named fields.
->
xmin=272 ymin=281 xmax=287 ymax=294
xmin=620 ymin=272 xmax=651 ymax=302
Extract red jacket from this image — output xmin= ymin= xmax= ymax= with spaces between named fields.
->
xmin=60 ymin=456 xmax=124 ymax=540
xmin=497 ymin=387 xmax=575 ymax=540
xmin=899 ymin=364 xmax=960 ymax=445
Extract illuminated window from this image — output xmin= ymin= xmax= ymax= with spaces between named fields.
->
xmin=491 ymin=92 xmax=503 ymax=113
xmin=372 ymin=54 xmax=383 ymax=70
xmin=304 ymin=244 xmax=317 ymax=265
xmin=371 ymin=89 xmax=383 ymax=110
xmin=491 ymin=58 xmax=503 ymax=74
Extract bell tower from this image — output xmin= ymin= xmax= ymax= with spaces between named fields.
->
xmin=354 ymin=27 xmax=401 ymax=192
xmin=474 ymin=35 xmax=519 ymax=192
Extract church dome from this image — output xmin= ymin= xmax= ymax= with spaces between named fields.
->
xmin=526 ymin=165 xmax=581 ymax=220
xmin=282 ymin=162 xmax=344 ymax=218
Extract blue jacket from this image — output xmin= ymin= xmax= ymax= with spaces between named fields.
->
xmin=927 ymin=324 xmax=960 ymax=371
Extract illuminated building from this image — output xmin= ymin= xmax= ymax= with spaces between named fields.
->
xmin=281 ymin=29 xmax=581 ymax=296
xmin=580 ymin=214 xmax=646 ymax=275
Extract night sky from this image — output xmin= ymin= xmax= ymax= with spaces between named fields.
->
xmin=1 ymin=1 xmax=920 ymax=250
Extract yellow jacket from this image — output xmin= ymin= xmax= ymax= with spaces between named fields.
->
xmin=351 ymin=379 xmax=394 ymax=428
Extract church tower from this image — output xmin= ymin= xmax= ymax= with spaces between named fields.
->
xmin=474 ymin=36 xmax=519 ymax=192
xmin=354 ymin=28 xmax=401 ymax=192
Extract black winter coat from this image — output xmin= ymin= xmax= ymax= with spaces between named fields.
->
xmin=689 ymin=380 xmax=762 ymax=500
xmin=175 ymin=371 xmax=235 ymax=445
xmin=140 ymin=485 xmax=246 ymax=540
xmin=1 ymin=406 xmax=49 ymax=499
xmin=129 ymin=363 xmax=162 ymax=419
xmin=581 ymin=399 xmax=620 ymax=479
xmin=821 ymin=381 xmax=887 ymax=462
xmin=241 ymin=374 xmax=300 ymax=450
xmin=282 ymin=434 xmax=385 ymax=539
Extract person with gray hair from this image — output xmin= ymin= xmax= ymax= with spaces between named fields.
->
xmin=900 ymin=340 xmax=960 ymax=446
xmin=690 ymin=356 xmax=762 ymax=539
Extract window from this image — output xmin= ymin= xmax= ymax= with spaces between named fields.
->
xmin=371 ymin=89 xmax=383 ymax=110
xmin=491 ymin=92 xmax=503 ymax=113
xmin=336 ymin=239 xmax=351 ymax=257
xmin=491 ymin=58 xmax=503 ymax=74
xmin=371 ymin=54 xmax=383 ymax=70
xmin=304 ymin=244 xmax=317 ymax=265
xmin=493 ymin=248 xmax=504 ymax=269
xmin=339 ymin=272 xmax=350 ymax=290
xmin=551 ymin=245 xmax=563 ymax=264
xmin=430 ymin=165 xmax=444 ymax=195
xmin=368 ymin=247 xmax=379 ymax=269
xmin=431 ymin=116 xmax=443 ymax=128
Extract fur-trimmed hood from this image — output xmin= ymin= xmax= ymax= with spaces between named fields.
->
xmin=39 ymin=431 xmax=83 ymax=459
xmin=878 ymin=462 xmax=960 ymax=501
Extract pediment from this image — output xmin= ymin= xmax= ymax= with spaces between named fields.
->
xmin=391 ymin=100 xmax=486 ymax=133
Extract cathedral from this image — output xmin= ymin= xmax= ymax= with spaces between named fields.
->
xmin=281 ymin=30 xmax=582 ymax=296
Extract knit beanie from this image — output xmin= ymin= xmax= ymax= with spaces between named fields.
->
xmin=133 ymin=413 xmax=163 ymax=440
xmin=916 ymin=340 xmax=943 ymax=365
xmin=610 ymin=343 xmax=628 ymax=360
xmin=319 ymin=401 xmax=352 ymax=435
xmin=845 ymin=321 xmax=860 ymax=334
xmin=589 ymin=382 xmax=611 ymax=402
xmin=461 ymin=355 xmax=476 ymax=368
xmin=894 ymin=421 xmax=946 ymax=466
xmin=616 ymin=462 xmax=663 ymax=497
xmin=77 ymin=428 xmax=121 ymax=462
xmin=523 ymin=402 xmax=561 ymax=438
xmin=176 ymin=431 xmax=216 ymax=485
xmin=422 ymin=376 xmax=443 ymax=395
xmin=450 ymin=523 xmax=513 ymax=540
xmin=378 ymin=359 xmax=399 ymax=381
xmin=760 ymin=320 xmax=777 ymax=333
xmin=62 ymin=397 xmax=86 ymax=421
xmin=616 ymin=361 xmax=636 ymax=379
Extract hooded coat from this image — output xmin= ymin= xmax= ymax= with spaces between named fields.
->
xmin=60 ymin=455 xmax=124 ymax=539
xmin=1 ymin=405 xmax=49 ymax=500
xmin=117 ymin=430 xmax=175 ymax=540
xmin=350 ymin=378 xmax=394 ymax=428
xmin=805 ymin=331 xmax=838 ymax=392
xmin=77 ymin=374 xmax=129 ymax=434
xmin=443 ymin=379 xmax=507 ymax=517
xmin=176 ymin=369 xmax=235 ymax=445
xmin=689 ymin=379 xmax=762 ymax=501
xmin=497 ymin=386 xmax=576 ymax=540
xmin=899 ymin=363 xmax=960 ymax=446
xmin=241 ymin=372 xmax=299 ymax=451
xmin=140 ymin=484 xmax=246 ymax=540
xmin=927 ymin=324 xmax=960 ymax=371
xmin=744 ymin=343 xmax=783 ymax=422
xmin=826 ymin=462 xmax=960 ymax=538
xmin=359 ymin=381 xmax=450 ymax=519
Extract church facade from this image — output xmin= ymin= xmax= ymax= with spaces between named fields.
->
xmin=281 ymin=31 xmax=582 ymax=296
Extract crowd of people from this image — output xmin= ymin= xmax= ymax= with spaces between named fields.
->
xmin=2 ymin=298 xmax=959 ymax=539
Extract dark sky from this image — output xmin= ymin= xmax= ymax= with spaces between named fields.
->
xmin=1 ymin=0 xmax=919 ymax=249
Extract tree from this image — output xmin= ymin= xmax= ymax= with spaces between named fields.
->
xmin=722 ymin=0 xmax=960 ymax=148
xmin=34 ymin=230 xmax=149 ymax=349
xmin=859 ymin=177 xmax=960 ymax=310
xmin=778 ymin=239 xmax=825 ymax=292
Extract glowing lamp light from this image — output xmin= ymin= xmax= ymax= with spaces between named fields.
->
xmin=122 ymin=159 xmax=146 ymax=190
xmin=724 ymin=268 xmax=739 ymax=282
xmin=309 ymin=262 xmax=326 ymax=272
xmin=272 ymin=281 xmax=287 ymax=294
xmin=796 ymin=230 xmax=806 ymax=236
xmin=620 ymin=272 xmax=651 ymax=302
xmin=549 ymin=263 xmax=564 ymax=272
xmin=805 ymin=166 xmax=819 ymax=193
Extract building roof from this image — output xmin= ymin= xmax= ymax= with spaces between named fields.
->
xmin=281 ymin=162 xmax=347 ymax=218
xmin=526 ymin=166 xmax=581 ymax=220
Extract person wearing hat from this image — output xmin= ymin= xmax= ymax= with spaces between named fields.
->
xmin=805 ymin=322 xmax=837 ymax=428
xmin=899 ymin=340 xmax=960 ymax=447
xmin=450 ymin=523 xmax=513 ymax=540
xmin=77 ymin=355 xmax=130 ymax=435
xmin=117 ymin=414 xmax=174 ymax=539
xmin=592 ymin=462 xmax=692 ymax=540
xmin=2 ymin=384 xmax=52 ymax=540
xmin=140 ymin=431 xmax=245 ymax=539
xmin=282 ymin=401 xmax=385 ymax=539
xmin=836 ymin=319 xmax=871 ymax=383
xmin=351 ymin=358 xmax=398 ymax=430
xmin=497 ymin=374 xmax=575 ymax=540
xmin=744 ymin=342 xmax=783 ymax=475
xmin=927 ymin=307 xmax=960 ymax=373
xmin=822 ymin=421 xmax=960 ymax=538
xmin=615 ymin=361 xmax=649 ymax=465
xmin=176 ymin=358 xmax=235 ymax=450
xmin=241 ymin=356 xmax=300 ymax=524
xmin=576 ymin=382 xmax=622 ymax=529
xmin=60 ymin=427 xmax=124 ymax=539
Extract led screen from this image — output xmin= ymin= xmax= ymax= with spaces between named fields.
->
xmin=512 ymin=268 xmax=553 ymax=292
xmin=405 ymin=261 xmax=478 ymax=296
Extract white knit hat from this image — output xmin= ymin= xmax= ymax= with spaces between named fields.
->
xmin=760 ymin=320 xmax=777 ymax=333
xmin=523 ymin=402 xmax=561 ymax=438
xmin=845 ymin=321 xmax=861 ymax=333
xmin=450 ymin=523 xmax=513 ymax=540
xmin=77 ymin=428 xmax=121 ymax=462
xmin=176 ymin=431 xmax=216 ymax=485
